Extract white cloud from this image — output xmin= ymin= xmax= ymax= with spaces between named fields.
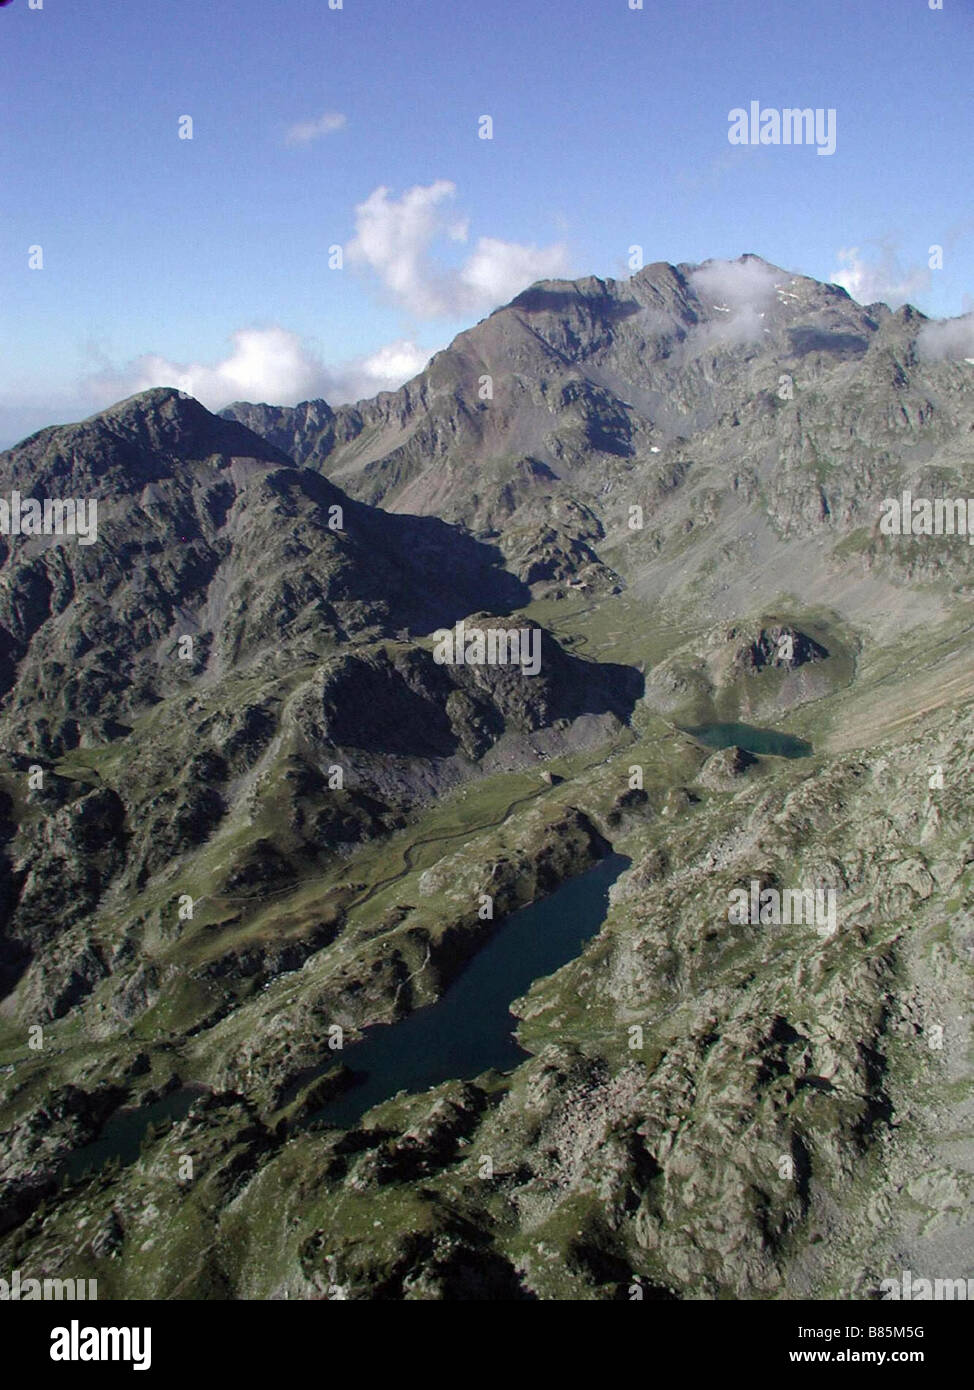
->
xmin=347 ymin=181 xmax=456 ymax=318
xmin=916 ymin=312 xmax=974 ymax=362
xmin=458 ymin=237 xmax=566 ymax=307
xmin=829 ymin=245 xmax=930 ymax=308
xmin=88 ymin=327 xmax=329 ymax=409
xmin=84 ymin=326 xmax=433 ymax=412
xmin=345 ymin=181 xmax=570 ymax=319
xmin=285 ymin=111 xmax=347 ymax=146
xmin=689 ymin=257 xmax=779 ymax=344
xmin=351 ymin=339 xmax=431 ymax=395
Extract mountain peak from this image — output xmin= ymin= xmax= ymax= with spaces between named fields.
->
xmin=91 ymin=386 xmax=264 ymax=446
xmin=1 ymin=388 xmax=295 ymax=495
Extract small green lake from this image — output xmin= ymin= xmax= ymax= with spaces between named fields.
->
xmin=61 ymin=1085 xmax=205 ymax=1183
xmin=682 ymin=722 xmax=812 ymax=759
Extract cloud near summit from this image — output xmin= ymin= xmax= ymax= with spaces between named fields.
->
xmin=828 ymin=245 xmax=930 ymax=309
xmin=689 ymin=257 xmax=779 ymax=345
xmin=85 ymin=327 xmax=432 ymax=413
xmin=916 ymin=311 xmax=974 ymax=362
xmin=346 ymin=180 xmax=570 ymax=319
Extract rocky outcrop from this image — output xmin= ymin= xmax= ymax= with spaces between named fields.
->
xmin=697 ymin=745 xmax=758 ymax=788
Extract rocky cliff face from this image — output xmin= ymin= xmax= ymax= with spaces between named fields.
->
xmin=0 ymin=388 xmax=540 ymax=755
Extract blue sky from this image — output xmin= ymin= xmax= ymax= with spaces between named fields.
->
xmin=1 ymin=0 xmax=972 ymax=446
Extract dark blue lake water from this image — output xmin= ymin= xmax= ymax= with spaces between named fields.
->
xmin=61 ymin=1085 xmax=203 ymax=1183
xmin=58 ymin=854 xmax=629 ymax=1175
xmin=310 ymin=851 xmax=630 ymax=1129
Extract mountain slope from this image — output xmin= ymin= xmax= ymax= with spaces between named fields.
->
xmin=223 ymin=256 xmax=974 ymax=622
xmin=0 ymin=389 xmax=641 ymax=1029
